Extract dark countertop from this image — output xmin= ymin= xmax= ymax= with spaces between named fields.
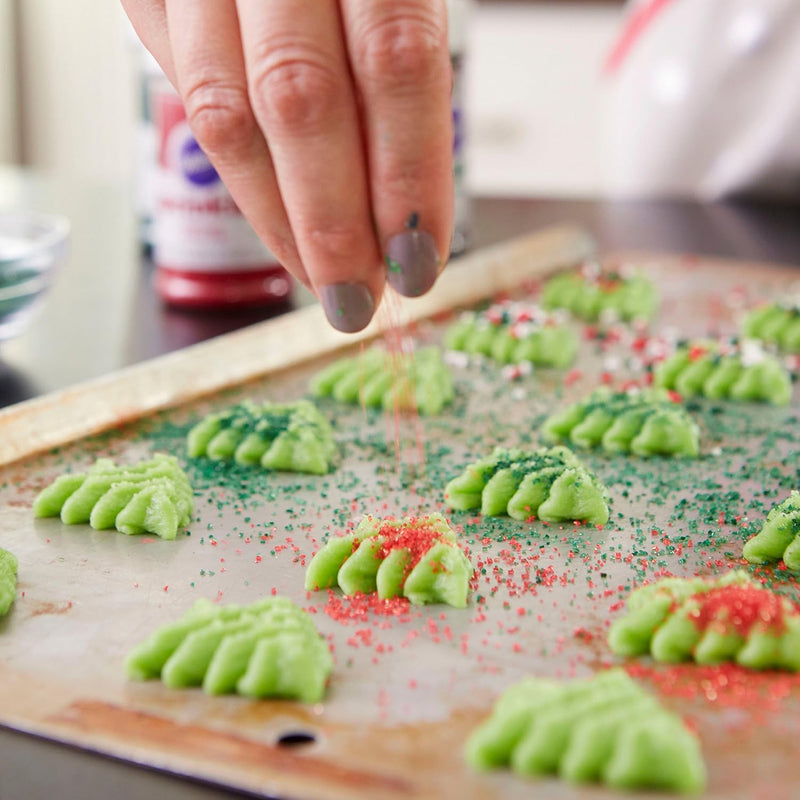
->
xmin=1 ymin=164 xmax=799 ymax=408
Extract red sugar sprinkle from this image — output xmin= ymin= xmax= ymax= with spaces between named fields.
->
xmin=323 ymin=590 xmax=413 ymax=624
xmin=688 ymin=344 xmax=708 ymax=361
xmin=573 ymin=626 xmax=595 ymax=641
xmin=564 ymin=369 xmax=583 ymax=387
xmin=690 ymin=585 xmax=792 ymax=636
xmin=627 ymin=662 xmax=800 ymax=714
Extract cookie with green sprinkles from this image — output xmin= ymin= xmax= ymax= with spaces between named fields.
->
xmin=542 ymin=387 xmax=700 ymax=457
xmin=443 ymin=446 xmax=609 ymax=525
xmin=0 ymin=547 xmax=18 ymax=617
xmin=742 ymin=300 xmax=800 ymax=353
xmin=187 ymin=399 xmax=335 ymax=474
xmin=541 ymin=262 xmax=659 ymax=323
xmin=743 ymin=491 xmax=800 ymax=571
xmin=464 ymin=667 xmax=706 ymax=794
xmin=125 ymin=596 xmax=332 ymax=702
xmin=653 ymin=339 xmax=792 ymax=405
xmin=444 ymin=302 xmax=577 ymax=368
xmin=305 ymin=513 xmax=472 ymax=608
xmin=608 ymin=571 xmax=800 ymax=671
xmin=310 ymin=345 xmax=454 ymax=415
xmin=33 ymin=453 xmax=193 ymax=540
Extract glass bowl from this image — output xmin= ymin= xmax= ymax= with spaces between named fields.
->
xmin=0 ymin=210 xmax=70 ymax=341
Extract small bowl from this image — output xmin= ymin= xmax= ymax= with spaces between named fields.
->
xmin=0 ymin=210 xmax=70 ymax=341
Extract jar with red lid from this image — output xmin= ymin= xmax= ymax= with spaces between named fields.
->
xmin=153 ymin=86 xmax=292 ymax=309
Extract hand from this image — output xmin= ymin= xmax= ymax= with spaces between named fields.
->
xmin=123 ymin=0 xmax=454 ymax=331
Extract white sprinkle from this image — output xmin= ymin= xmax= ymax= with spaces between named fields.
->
xmin=551 ymin=309 xmax=571 ymax=326
xmin=444 ymin=351 xmax=470 ymax=369
xmin=599 ymin=308 xmax=621 ymax=326
xmin=603 ymin=354 xmax=622 ymax=373
xmin=740 ymin=338 xmax=768 ymax=367
xmin=618 ymin=262 xmax=637 ymax=280
xmin=581 ymin=260 xmax=602 ymax=281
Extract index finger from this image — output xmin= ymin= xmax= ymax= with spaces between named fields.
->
xmin=341 ymin=0 xmax=453 ymax=297
xmin=236 ymin=0 xmax=385 ymax=332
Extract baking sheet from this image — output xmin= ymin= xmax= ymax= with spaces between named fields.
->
xmin=1 ymin=243 xmax=799 ymax=800
xmin=0 ymin=226 xmax=593 ymax=468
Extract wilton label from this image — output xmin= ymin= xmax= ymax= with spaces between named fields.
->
xmin=154 ymin=89 xmax=277 ymax=272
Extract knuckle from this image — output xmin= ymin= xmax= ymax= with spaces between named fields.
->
xmin=355 ymin=11 xmax=448 ymax=91
xmin=382 ymin=147 xmax=450 ymax=200
xmin=248 ymin=43 xmax=342 ymax=133
xmin=305 ymin=222 xmax=370 ymax=264
xmin=183 ymin=81 xmax=255 ymax=159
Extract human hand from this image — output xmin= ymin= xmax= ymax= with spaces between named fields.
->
xmin=122 ymin=0 xmax=454 ymax=332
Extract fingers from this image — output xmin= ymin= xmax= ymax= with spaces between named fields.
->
xmin=341 ymin=0 xmax=454 ymax=297
xmin=162 ymin=0 xmax=308 ymax=285
xmin=235 ymin=0 xmax=384 ymax=332
xmin=123 ymin=0 xmax=455 ymax=333
xmin=121 ymin=0 xmax=176 ymax=84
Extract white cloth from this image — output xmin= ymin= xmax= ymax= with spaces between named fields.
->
xmin=603 ymin=0 xmax=800 ymax=199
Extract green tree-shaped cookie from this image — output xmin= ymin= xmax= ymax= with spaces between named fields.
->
xmin=542 ymin=388 xmax=700 ymax=457
xmin=33 ymin=454 xmax=194 ymax=540
xmin=125 ymin=596 xmax=332 ymax=703
xmin=542 ymin=264 xmax=659 ymax=323
xmin=187 ymin=399 xmax=335 ymax=474
xmin=0 ymin=547 xmax=18 ymax=617
xmin=444 ymin=302 xmax=578 ymax=368
xmin=608 ymin=571 xmax=800 ymax=670
xmin=310 ymin=346 xmax=454 ymax=415
xmin=742 ymin=301 xmax=800 ymax=353
xmin=743 ymin=491 xmax=800 ymax=571
xmin=654 ymin=340 xmax=792 ymax=405
xmin=444 ymin=446 xmax=609 ymax=525
xmin=465 ymin=668 xmax=705 ymax=794
xmin=304 ymin=513 xmax=472 ymax=608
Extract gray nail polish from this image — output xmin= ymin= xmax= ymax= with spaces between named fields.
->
xmin=319 ymin=282 xmax=375 ymax=333
xmin=385 ymin=217 xmax=440 ymax=298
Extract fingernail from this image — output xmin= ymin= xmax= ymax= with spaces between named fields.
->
xmin=385 ymin=217 xmax=440 ymax=298
xmin=319 ymin=282 xmax=375 ymax=333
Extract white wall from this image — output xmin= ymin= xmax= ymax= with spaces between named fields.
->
xmin=0 ymin=0 xmax=19 ymax=162
xmin=5 ymin=1 xmax=621 ymax=197
xmin=466 ymin=2 xmax=622 ymax=197
xmin=16 ymin=0 xmax=137 ymax=182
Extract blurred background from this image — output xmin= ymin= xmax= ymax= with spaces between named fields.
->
xmin=1 ymin=0 xmax=798 ymax=407
xmin=0 ymin=0 xmax=622 ymax=197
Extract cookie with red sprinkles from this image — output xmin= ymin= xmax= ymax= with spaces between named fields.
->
xmin=609 ymin=571 xmax=800 ymax=670
xmin=305 ymin=513 xmax=473 ymax=608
